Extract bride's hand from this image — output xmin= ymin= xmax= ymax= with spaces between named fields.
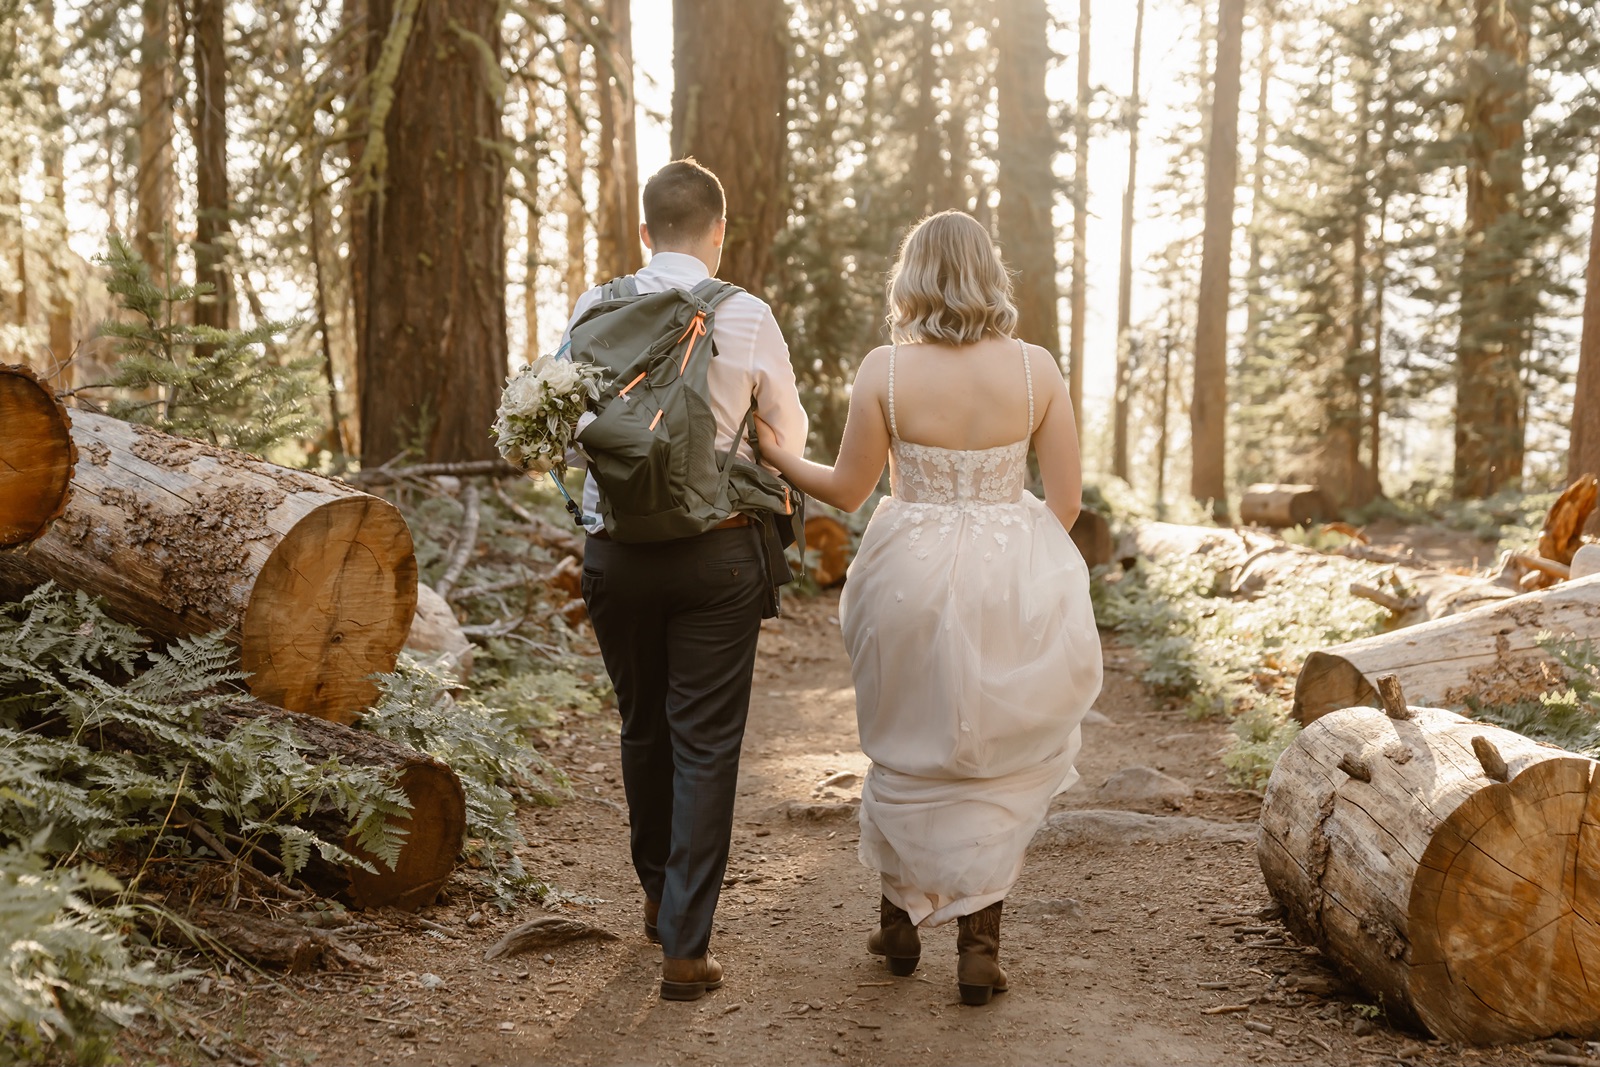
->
xmin=754 ymin=414 xmax=782 ymax=457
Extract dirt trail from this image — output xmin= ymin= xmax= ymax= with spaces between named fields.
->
xmin=174 ymin=591 xmax=1536 ymax=1067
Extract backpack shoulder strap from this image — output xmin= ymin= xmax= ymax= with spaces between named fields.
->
xmin=600 ymin=275 xmax=640 ymax=301
xmin=690 ymin=278 xmax=743 ymax=312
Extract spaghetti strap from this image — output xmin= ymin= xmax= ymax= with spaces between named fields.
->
xmin=888 ymin=344 xmax=900 ymax=439
xmin=1019 ymin=339 xmax=1035 ymax=436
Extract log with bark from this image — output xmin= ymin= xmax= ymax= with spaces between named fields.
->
xmin=97 ymin=698 xmax=465 ymax=912
xmin=1069 ymin=509 xmax=1113 ymax=569
xmin=1121 ymin=520 xmax=1515 ymax=625
xmin=1239 ymin=483 xmax=1330 ymax=528
xmin=0 ymin=364 xmax=75 ymax=549
xmin=0 ymin=411 xmax=417 ymax=722
xmin=1292 ymin=572 xmax=1600 ymax=725
xmin=1259 ymin=684 xmax=1600 ymax=1044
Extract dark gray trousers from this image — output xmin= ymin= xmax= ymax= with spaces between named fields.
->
xmin=580 ymin=525 xmax=766 ymax=959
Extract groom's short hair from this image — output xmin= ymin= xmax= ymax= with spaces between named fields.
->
xmin=643 ymin=158 xmax=726 ymax=244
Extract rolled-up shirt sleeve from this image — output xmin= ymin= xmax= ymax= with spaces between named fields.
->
xmin=750 ymin=306 xmax=809 ymax=458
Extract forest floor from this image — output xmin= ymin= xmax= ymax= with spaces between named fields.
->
xmin=125 ymin=538 xmax=1581 ymax=1067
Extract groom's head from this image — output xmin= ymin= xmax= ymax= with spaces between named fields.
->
xmin=641 ymin=158 xmax=727 ymax=273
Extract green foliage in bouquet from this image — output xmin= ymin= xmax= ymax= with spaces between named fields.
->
xmin=89 ymin=235 xmax=319 ymax=456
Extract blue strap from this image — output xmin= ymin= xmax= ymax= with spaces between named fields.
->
xmin=548 ymin=471 xmax=599 ymax=527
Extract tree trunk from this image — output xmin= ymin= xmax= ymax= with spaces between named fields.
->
xmin=595 ymin=0 xmax=642 ymax=281
xmin=1111 ymin=0 xmax=1147 ymax=484
xmin=0 ymin=411 xmax=418 ymax=722
xmin=191 ymin=0 xmax=234 ymax=332
xmin=908 ymin=0 xmax=939 ymax=218
xmin=1240 ymin=4 xmax=1272 ymax=394
xmin=562 ymin=31 xmax=588 ymax=313
xmin=1190 ymin=0 xmax=1246 ymax=522
xmin=1570 ymin=161 xmax=1600 ymax=532
xmin=1260 ymin=701 xmax=1600 ymax=1043
xmin=135 ymin=0 xmax=174 ymax=272
xmin=0 ymin=363 xmax=75 ymax=549
xmin=358 ymin=0 xmax=507 ymax=466
xmin=1453 ymin=0 xmax=1530 ymax=500
xmin=670 ymin=0 xmax=788 ymax=293
xmin=997 ymin=0 xmax=1062 ymax=373
xmin=1290 ymin=573 xmax=1600 ymax=725
xmin=1066 ymin=0 xmax=1090 ymax=430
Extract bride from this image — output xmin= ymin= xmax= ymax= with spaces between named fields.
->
xmin=756 ymin=210 xmax=1102 ymax=1006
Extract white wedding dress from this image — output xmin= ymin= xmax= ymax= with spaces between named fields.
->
xmin=841 ymin=341 xmax=1103 ymax=927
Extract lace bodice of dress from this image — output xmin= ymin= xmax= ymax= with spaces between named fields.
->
xmin=890 ymin=439 xmax=1029 ymax=505
xmin=886 ymin=340 xmax=1034 ymax=507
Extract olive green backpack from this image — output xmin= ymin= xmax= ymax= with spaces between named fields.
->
xmin=567 ymin=276 xmax=799 ymax=548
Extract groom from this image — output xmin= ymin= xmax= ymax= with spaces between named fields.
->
xmin=559 ymin=158 xmax=808 ymax=999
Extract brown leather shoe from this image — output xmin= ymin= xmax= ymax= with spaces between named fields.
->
xmin=865 ymin=895 xmax=921 ymax=976
xmin=660 ymin=952 xmax=723 ymax=1001
xmin=956 ymin=901 xmax=1009 ymax=1006
xmin=643 ymin=898 xmax=661 ymax=944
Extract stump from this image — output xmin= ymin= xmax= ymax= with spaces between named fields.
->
xmin=1069 ymin=509 xmax=1113 ymax=568
xmin=0 ymin=364 xmax=75 ymax=549
xmin=1239 ymin=483 xmax=1331 ymax=528
xmin=0 ymin=412 xmax=417 ymax=722
xmin=1292 ymin=572 xmax=1600 ymax=725
xmin=803 ymin=514 xmax=852 ymax=587
xmin=1259 ymin=697 xmax=1600 ymax=1043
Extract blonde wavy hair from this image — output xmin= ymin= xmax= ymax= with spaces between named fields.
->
xmin=886 ymin=211 xmax=1019 ymax=346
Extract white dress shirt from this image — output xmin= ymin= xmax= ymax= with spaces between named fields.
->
xmin=558 ymin=251 xmax=810 ymax=530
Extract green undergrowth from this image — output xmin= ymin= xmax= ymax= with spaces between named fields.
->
xmin=1092 ymin=552 xmax=1387 ymax=787
xmin=1348 ymin=486 xmax=1560 ymax=553
xmin=0 ymin=581 xmax=576 ymax=1063
xmin=1470 ymin=633 xmax=1600 ymax=755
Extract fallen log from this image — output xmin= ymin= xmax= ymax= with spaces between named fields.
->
xmin=96 ymin=697 xmax=466 ymax=912
xmin=1259 ymin=689 xmax=1600 ymax=1044
xmin=1292 ymin=572 xmax=1600 ymax=725
xmin=0 ymin=363 xmax=75 ymax=549
xmin=1239 ymin=483 xmax=1330 ymax=528
xmin=0 ymin=411 xmax=417 ymax=722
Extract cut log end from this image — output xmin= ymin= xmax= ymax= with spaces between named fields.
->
xmin=1293 ymin=650 xmax=1379 ymax=725
xmin=1408 ymin=756 xmax=1600 ymax=1043
xmin=344 ymin=760 xmax=467 ymax=912
xmin=0 ymin=364 xmax=75 ymax=549
xmin=804 ymin=515 xmax=852 ymax=588
xmin=240 ymin=496 xmax=419 ymax=723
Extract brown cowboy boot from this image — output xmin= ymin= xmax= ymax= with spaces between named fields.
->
xmin=956 ymin=901 xmax=1009 ymax=1006
xmin=660 ymin=952 xmax=724 ymax=1002
xmin=865 ymin=895 xmax=921 ymax=976
xmin=644 ymin=898 xmax=661 ymax=944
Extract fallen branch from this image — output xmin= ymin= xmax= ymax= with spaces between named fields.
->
xmin=483 ymin=915 xmax=620 ymax=960
xmin=1348 ymin=582 xmax=1422 ymax=614
xmin=435 ymin=483 xmax=482 ymax=601
xmin=1513 ymin=551 xmax=1572 ymax=581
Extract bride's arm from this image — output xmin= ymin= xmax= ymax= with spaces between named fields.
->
xmin=755 ymin=348 xmax=891 ymax=513
xmin=1028 ymin=345 xmax=1083 ymax=531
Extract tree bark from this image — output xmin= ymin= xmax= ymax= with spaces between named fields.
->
xmin=1453 ymin=0 xmax=1530 ymax=499
xmin=670 ymin=0 xmax=788 ymax=293
xmin=1239 ymin=484 xmax=1330 ymax=528
xmin=1067 ymin=0 xmax=1090 ymax=433
xmin=1260 ymin=703 xmax=1600 ymax=1043
xmin=0 ymin=363 xmax=75 ymax=549
xmin=1290 ymin=574 xmax=1600 ymax=725
xmin=0 ymin=411 xmax=418 ymax=722
xmin=595 ymin=0 xmax=642 ymax=281
xmin=1190 ymin=0 xmax=1246 ymax=522
xmin=1111 ymin=0 xmax=1147 ymax=484
xmin=997 ymin=0 xmax=1062 ymax=374
xmin=358 ymin=0 xmax=507 ymax=466
xmin=562 ymin=31 xmax=588 ymax=313
xmin=135 ymin=0 xmax=174 ymax=272
xmin=1570 ymin=160 xmax=1600 ymax=530
xmin=191 ymin=0 xmax=234 ymax=332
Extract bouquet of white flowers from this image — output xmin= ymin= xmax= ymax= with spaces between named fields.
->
xmin=491 ymin=355 xmax=605 ymax=474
